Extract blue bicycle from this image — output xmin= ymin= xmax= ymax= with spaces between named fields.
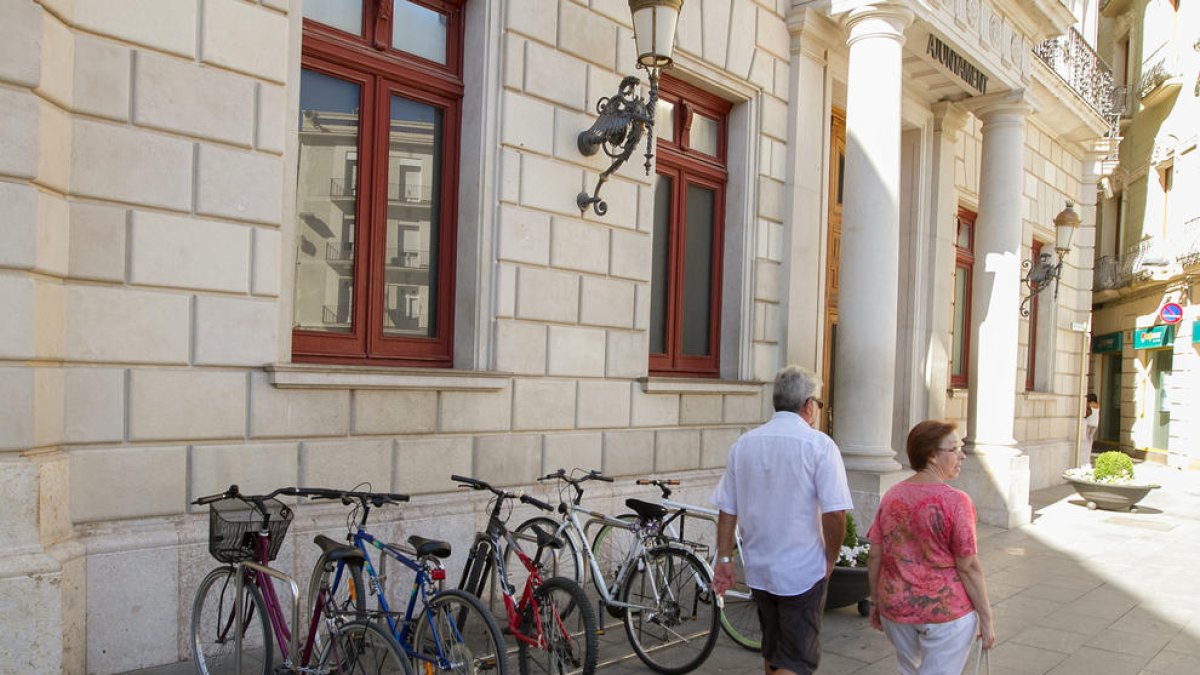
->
xmin=304 ymin=488 xmax=509 ymax=675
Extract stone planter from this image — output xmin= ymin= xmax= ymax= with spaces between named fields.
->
xmin=1063 ymin=476 xmax=1159 ymax=511
xmin=827 ymin=565 xmax=871 ymax=616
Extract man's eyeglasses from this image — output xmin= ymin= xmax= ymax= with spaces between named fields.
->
xmin=808 ymin=397 xmax=825 ymax=410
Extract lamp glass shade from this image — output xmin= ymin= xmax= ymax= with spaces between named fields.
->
xmin=631 ymin=0 xmax=681 ymax=68
xmin=1053 ymin=202 xmax=1080 ymax=252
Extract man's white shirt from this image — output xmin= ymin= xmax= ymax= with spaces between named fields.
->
xmin=711 ymin=411 xmax=853 ymax=596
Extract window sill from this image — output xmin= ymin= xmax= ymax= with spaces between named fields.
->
xmin=639 ymin=377 xmax=762 ymax=395
xmin=266 ymin=363 xmax=510 ymax=391
xmin=946 ymin=387 xmax=968 ymax=398
xmin=1022 ymin=391 xmax=1057 ymax=401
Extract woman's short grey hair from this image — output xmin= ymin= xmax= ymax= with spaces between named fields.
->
xmin=773 ymin=365 xmax=821 ymax=412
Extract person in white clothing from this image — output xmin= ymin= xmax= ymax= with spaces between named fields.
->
xmin=711 ymin=365 xmax=854 ymax=675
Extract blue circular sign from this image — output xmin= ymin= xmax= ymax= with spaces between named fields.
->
xmin=1160 ymin=302 xmax=1183 ymax=324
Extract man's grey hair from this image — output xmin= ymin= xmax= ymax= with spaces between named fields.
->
xmin=773 ymin=365 xmax=822 ymax=412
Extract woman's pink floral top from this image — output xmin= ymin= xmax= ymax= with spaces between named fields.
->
xmin=866 ymin=481 xmax=978 ymax=624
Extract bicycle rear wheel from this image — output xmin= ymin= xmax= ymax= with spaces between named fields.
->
xmin=588 ymin=514 xmax=638 ymax=599
xmin=411 ymin=588 xmax=509 ymax=675
xmin=307 ymin=554 xmax=368 ymax=649
xmin=506 ymin=517 xmax=582 ymax=591
xmin=191 ymin=566 xmax=273 ymax=675
xmin=317 ymin=619 xmax=414 ymax=674
xmin=620 ymin=547 xmax=719 ymax=674
xmin=717 ymin=547 xmax=761 ymax=650
xmin=516 ymin=577 xmax=598 ymax=675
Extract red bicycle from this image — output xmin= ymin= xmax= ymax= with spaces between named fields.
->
xmin=452 ymin=475 xmax=598 ymax=675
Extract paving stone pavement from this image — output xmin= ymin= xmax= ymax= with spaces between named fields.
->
xmin=130 ymin=464 xmax=1200 ymax=675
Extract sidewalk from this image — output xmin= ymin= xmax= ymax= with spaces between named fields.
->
xmin=602 ymin=463 xmax=1198 ymax=675
xmin=130 ymin=465 xmax=1200 ymax=675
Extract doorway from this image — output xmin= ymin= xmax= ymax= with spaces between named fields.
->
xmin=821 ymin=108 xmax=846 ymax=434
xmin=1099 ymin=353 xmax=1121 ymax=443
xmin=1149 ymin=349 xmax=1173 ymax=450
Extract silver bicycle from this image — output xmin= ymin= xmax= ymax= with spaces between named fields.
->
xmin=506 ymin=469 xmax=720 ymax=675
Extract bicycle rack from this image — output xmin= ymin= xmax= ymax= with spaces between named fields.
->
xmin=236 ymin=561 xmax=300 ymax=673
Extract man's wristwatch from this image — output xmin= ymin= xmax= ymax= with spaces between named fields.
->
xmin=717 ymin=555 xmax=733 ymax=564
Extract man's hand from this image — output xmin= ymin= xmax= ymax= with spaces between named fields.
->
xmin=711 ymin=560 xmax=736 ymax=596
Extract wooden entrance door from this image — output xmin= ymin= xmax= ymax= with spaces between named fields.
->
xmin=821 ymin=109 xmax=846 ymax=434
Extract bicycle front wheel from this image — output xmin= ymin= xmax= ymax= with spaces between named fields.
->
xmin=307 ymin=554 xmax=368 ymax=649
xmin=317 ymin=619 xmax=414 ymax=675
xmin=191 ymin=566 xmax=273 ymax=675
xmin=516 ymin=577 xmax=598 ymax=675
xmin=620 ymin=547 xmax=720 ymax=674
xmin=411 ymin=588 xmax=509 ymax=675
xmin=717 ymin=546 xmax=761 ymax=650
xmin=589 ymin=514 xmax=638 ymax=599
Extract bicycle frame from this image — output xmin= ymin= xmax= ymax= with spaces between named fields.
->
xmin=231 ymin=530 xmax=314 ymax=671
xmin=464 ymin=518 xmax=548 ymax=648
xmin=656 ymin=499 xmax=750 ymax=601
xmin=552 ymin=504 xmax=659 ymax=613
xmin=341 ymin=529 xmax=460 ymax=670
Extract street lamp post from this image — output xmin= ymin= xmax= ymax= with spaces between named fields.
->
xmin=576 ymin=0 xmax=684 ymax=216
xmin=1020 ymin=201 xmax=1082 ymax=316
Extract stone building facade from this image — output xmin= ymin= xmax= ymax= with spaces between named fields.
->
xmin=0 ymin=0 xmax=1111 ymax=671
xmin=1089 ymin=0 xmax=1200 ymax=471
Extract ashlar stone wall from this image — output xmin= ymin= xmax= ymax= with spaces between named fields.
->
xmin=0 ymin=0 xmax=791 ymax=672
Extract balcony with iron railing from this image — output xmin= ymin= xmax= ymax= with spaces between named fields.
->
xmin=1136 ymin=43 xmax=1185 ymax=106
xmin=329 ymin=178 xmax=432 ymax=203
xmin=1033 ymin=27 xmax=1123 ymax=122
xmin=1094 ymin=222 xmax=1200 ymax=293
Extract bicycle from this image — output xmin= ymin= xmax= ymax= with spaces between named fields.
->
xmin=509 ymin=469 xmax=719 ymax=675
xmin=303 ymin=487 xmax=508 ymax=675
xmin=190 ymin=484 xmax=413 ymax=675
xmin=451 ymin=474 xmax=598 ymax=675
xmin=591 ymin=478 xmax=760 ymax=651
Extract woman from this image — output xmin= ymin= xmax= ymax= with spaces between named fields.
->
xmin=866 ymin=420 xmax=995 ymax=675
xmin=1084 ymin=393 xmax=1100 ymax=450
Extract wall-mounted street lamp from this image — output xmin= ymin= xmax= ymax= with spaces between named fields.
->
xmin=1020 ymin=201 xmax=1081 ymax=316
xmin=576 ymin=0 xmax=683 ymax=216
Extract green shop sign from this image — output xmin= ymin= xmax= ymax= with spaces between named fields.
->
xmin=1194 ymin=320 xmax=1200 ymax=344
xmin=1133 ymin=325 xmax=1174 ymax=349
xmin=1091 ymin=331 xmax=1123 ymax=353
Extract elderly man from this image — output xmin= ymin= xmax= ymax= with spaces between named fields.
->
xmin=712 ymin=365 xmax=853 ymax=675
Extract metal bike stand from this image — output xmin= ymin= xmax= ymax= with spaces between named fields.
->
xmin=236 ymin=561 xmax=301 ymax=674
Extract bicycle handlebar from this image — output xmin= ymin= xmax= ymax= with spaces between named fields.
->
xmin=635 ymin=477 xmax=681 ymax=498
xmin=521 ymin=493 xmax=554 ymax=512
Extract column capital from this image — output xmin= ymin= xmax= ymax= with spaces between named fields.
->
xmin=838 ymin=2 xmax=915 ymax=47
xmin=931 ymin=101 xmax=968 ymax=135
xmin=959 ymin=88 xmax=1035 ymax=124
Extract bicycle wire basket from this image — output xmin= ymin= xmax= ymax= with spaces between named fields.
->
xmin=208 ymin=497 xmax=293 ymax=563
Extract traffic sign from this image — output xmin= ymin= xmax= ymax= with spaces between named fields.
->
xmin=1160 ymin=302 xmax=1183 ymax=324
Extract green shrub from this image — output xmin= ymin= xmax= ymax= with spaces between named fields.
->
xmin=843 ymin=512 xmax=858 ymax=548
xmin=1093 ymin=450 xmax=1135 ymax=482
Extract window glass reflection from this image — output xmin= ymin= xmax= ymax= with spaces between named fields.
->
xmin=689 ymin=113 xmax=719 ymax=156
xmin=393 ymin=0 xmax=447 ymax=64
xmin=303 ymin=0 xmax=362 ymax=36
xmin=383 ymin=95 xmax=442 ymax=338
xmin=295 ymin=69 xmax=362 ymax=333
xmin=681 ymin=185 xmax=715 ymax=356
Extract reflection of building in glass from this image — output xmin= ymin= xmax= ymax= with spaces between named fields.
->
xmin=293 ymin=107 xmax=438 ymax=337
xmin=295 ymin=107 xmax=359 ymax=332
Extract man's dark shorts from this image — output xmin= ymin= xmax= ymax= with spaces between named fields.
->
xmin=753 ymin=577 xmax=827 ymax=674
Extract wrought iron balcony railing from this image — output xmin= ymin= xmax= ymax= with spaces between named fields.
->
xmin=1033 ymin=27 xmax=1123 ymax=121
xmin=1094 ymin=228 xmax=1200 ymax=291
xmin=1136 ymin=47 xmax=1184 ymax=101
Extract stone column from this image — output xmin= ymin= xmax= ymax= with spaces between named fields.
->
xmin=831 ymin=4 xmax=913 ymax=513
xmin=961 ymin=94 xmax=1033 ymax=528
xmin=923 ymin=103 xmax=969 ymax=423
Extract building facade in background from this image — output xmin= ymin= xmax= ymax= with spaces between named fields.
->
xmin=1090 ymin=0 xmax=1199 ymax=470
xmin=0 ymin=0 xmax=1114 ymax=671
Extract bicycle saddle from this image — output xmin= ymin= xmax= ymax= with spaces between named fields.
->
xmin=529 ymin=524 xmax=564 ymax=550
xmin=625 ymin=499 xmax=668 ymax=521
xmin=408 ymin=535 xmax=452 ymax=559
xmin=314 ymin=534 xmax=366 ymax=564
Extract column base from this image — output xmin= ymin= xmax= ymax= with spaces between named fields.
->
xmin=846 ymin=468 xmax=908 ymax=530
xmin=956 ymin=452 xmax=1032 ymax=528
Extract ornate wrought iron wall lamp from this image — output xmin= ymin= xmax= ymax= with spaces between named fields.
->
xmin=577 ymin=0 xmax=683 ymax=216
xmin=1020 ymin=201 xmax=1081 ymax=316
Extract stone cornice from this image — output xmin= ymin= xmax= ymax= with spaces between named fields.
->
xmin=788 ymin=5 xmax=844 ymax=60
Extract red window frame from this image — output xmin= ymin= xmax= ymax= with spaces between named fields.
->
xmin=292 ymin=0 xmax=463 ymax=367
xmin=649 ymin=76 xmax=732 ymax=377
xmin=1026 ymin=239 xmax=1043 ymax=391
xmin=950 ymin=207 xmax=975 ymax=388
